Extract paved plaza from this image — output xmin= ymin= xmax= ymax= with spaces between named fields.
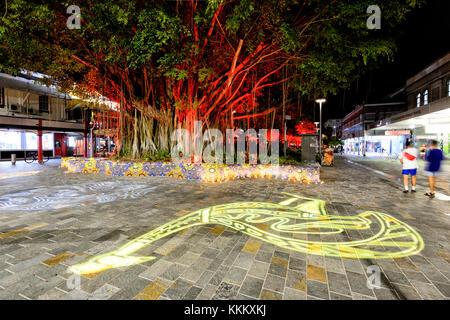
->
xmin=0 ymin=158 xmax=449 ymax=300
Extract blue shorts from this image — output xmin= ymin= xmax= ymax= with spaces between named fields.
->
xmin=402 ymin=169 xmax=417 ymax=176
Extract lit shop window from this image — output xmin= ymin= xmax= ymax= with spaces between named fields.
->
xmin=68 ymin=137 xmax=76 ymax=148
xmin=25 ymin=132 xmax=37 ymax=149
xmin=423 ymin=89 xmax=429 ymax=105
xmin=0 ymin=131 xmax=21 ymax=150
xmin=416 ymin=93 xmax=421 ymax=107
xmin=43 ymin=133 xmax=53 ymax=150
xmin=25 ymin=132 xmax=53 ymax=150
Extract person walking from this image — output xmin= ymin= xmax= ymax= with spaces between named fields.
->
xmin=419 ymin=144 xmax=427 ymax=160
xmin=424 ymin=140 xmax=444 ymax=199
xmin=399 ymin=140 xmax=418 ymax=193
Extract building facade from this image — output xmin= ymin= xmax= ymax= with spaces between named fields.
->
xmin=342 ymin=102 xmax=406 ymax=155
xmin=367 ymin=52 xmax=450 ymax=157
xmin=0 ymin=72 xmax=88 ymax=160
xmin=324 ymin=119 xmax=342 ymax=138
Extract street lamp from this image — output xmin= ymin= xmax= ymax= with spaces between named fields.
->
xmin=315 ymin=99 xmax=326 ymax=153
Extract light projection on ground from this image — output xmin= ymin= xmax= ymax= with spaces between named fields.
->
xmin=0 ymin=181 xmax=158 ymax=211
xmin=69 ymin=193 xmax=424 ymax=276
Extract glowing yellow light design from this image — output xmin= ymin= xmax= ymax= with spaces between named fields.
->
xmin=70 ymin=193 xmax=424 ymax=276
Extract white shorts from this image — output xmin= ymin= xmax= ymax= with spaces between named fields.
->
xmin=424 ymin=171 xmax=440 ymax=177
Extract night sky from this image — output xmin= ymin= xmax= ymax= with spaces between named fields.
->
xmin=322 ymin=0 xmax=450 ymax=122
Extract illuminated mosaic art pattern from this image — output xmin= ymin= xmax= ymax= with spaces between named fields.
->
xmin=0 ymin=181 xmax=158 ymax=211
xmin=61 ymin=158 xmax=321 ymax=183
xmin=70 ymin=193 xmax=424 ymax=276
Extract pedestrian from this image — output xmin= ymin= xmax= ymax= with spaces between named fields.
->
xmin=424 ymin=140 xmax=444 ymax=199
xmin=399 ymin=140 xmax=418 ymax=193
xmin=419 ymin=144 xmax=427 ymax=160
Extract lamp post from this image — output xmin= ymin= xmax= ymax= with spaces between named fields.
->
xmin=315 ymin=99 xmax=326 ymax=153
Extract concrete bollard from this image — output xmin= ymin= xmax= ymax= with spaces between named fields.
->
xmin=11 ymin=154 xmax=16 ymax=165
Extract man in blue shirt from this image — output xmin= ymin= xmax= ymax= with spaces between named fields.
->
xmin=424 ymin=140 xmax=444 ymax=199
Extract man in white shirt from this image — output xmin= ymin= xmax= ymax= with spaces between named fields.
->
xmin=399 ymin=140 xmax=418 ymax=193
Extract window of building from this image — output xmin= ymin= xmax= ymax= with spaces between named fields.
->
xmin=423 ymin=89 xmax=429 ymax=105
xmin=447 ymin=79 xmax=450 ymax=97
xmin=0 ymin=131 xmax=22 ymax=150
xmin=39 ymin=95 xmax=49 ymax=113
xmin=0 ymin=88 xmax=4 ymax=106
xmin=416 ymin=93 xmax=421 ymax=107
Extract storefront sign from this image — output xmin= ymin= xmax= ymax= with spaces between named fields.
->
xmin=385 ymin=130 xmax=411 ymax=136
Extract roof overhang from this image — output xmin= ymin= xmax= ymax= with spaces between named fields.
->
xmin=368 ymin=96 xmax=450 ymax=133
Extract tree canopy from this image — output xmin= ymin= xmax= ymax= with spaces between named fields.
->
xmin=0 ymin=0 xmax=423 ymax=158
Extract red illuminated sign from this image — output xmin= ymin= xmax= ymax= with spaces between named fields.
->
xmin=385 ymin=130 xmax=411 ymax=136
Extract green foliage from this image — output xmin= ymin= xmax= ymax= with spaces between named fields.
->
xmin=0 ymin=0 xmax=424 ymax=125
xmin=147 ymin=150 xmax=171 ymax=162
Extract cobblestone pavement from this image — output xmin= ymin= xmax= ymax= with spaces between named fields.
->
xmin=0 ymin=158 xmax=449 ymax=300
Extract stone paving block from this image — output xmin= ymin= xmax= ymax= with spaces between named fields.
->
xmin=160 ymin=263 xmax=186 ymax=281
xmin=233 ymin=252 xmax=255 ymax=269
xmin=37 ymin=287 xmax=67 ymax=300
xmin=260 ymin=289 xmax=282 ymax=300
xmin=196 ymin=284 xmax=218 ymax=300
xmin=80 ymin=268 xmax=121 ymax=294
xmin=263 ymin=274 xmax=285 ymax=293
xmin=7 ymin=253 xmax=51 ymax=273
xmin=176 ymin=252 xmax=201 ymax=267
xmin=306 ymin=254 xmax=324 ymax=268
xmin=383 ymin=270 xmax=412 ymax=286
xmin=110 ymin=278 xmax=151 ymax=300
xmin=285 ymin=269 xmax=306 ymax=292
xmin=206 ymin=259 xmax=223 ymax=272
xmin=89 ymin=284 xmax=120 ymax=300
xmin=307 ymin=280 xmax=329 ymax=300
xmin=418 ymin=264 xmax=449 ymax=283
xmin=342 ymin=258 xmax=364 ymax=274
xmin=373 ymin=288 xmax=399 ymax=300
xmin=182 ymin=286 xmax=203 ymax=300
xmin=195 ymin=270 xmax=215 ymax=288
xmin=346 ymin=271 xmax=374 ymax=297
xmin=180 ymin=265 xmax=206 ymax=283
xmin=242 ymin=240 xmax=262 ymax=254
xmin=20 ymin=277 xmax=66 ymax=299
xmin=273 ymin=250 xmax=290 ymax=260
xmin=211 ymin=282 xmax=240 ymax=300
xmin=306 ymin=265 xmax=327 ymax=283
xmin=283 ymin=287 xmax=306 ymax=300
xmin=248 ymin=261 xmax=269 ymax=279
xmin=431 ymin=281 xmax=450 ymax=298
xmin=239 ymin=276 xmax=264 ymax=299
xmin=268 ymin=257 xmax=288 ymax=278
xmin=108 ymin=264 xmax=147 ymax=289
xmin=327 ymin=271 xmax=351 ymax=296
xmin=288 ymin=257 xmax=306 ymax=272
xmin=351 ymin=292 xmax=376 ymax=300
xmin=223 ymin=266 xmax=247 ymax=285
xmin=133 ymin=279 xmax=167 ymax=300
xmin=410 ymin=280 xmax=444 ymax=300
xmin=138 ymin=259 xmax=172 ymax=281
xmin=403 ymin=270 xmax=431 ymax=284
xmin=330 ymin=292 xmax=353 ymax=300
xmin=255 ymin=250 xmax=272 ymax=264
xmin=201 ymin=247 xmax=221 ymax=260
xmin=209 ymin=265 xmax=229 ymax=286
xmin=324 ymin=256 xmax=345 ymax=274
